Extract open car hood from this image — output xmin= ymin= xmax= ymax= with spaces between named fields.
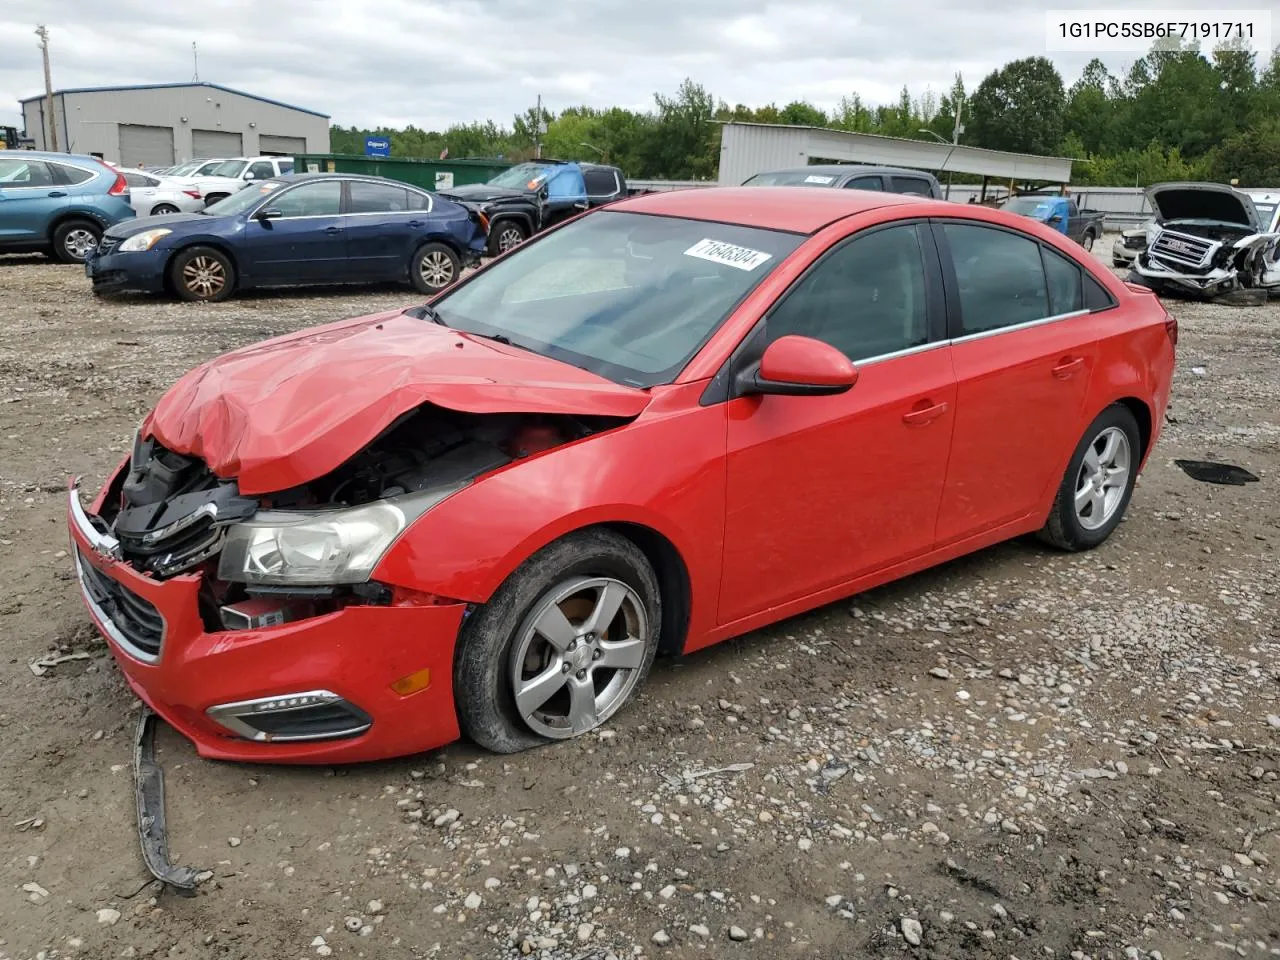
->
xmin=145 ymin=310 xmax=651 ymax=494
xmin=1146 ymin=182 xmax=1261 ymax=229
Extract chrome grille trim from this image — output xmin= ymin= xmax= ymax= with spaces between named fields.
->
xmin=74 ymin=551 xmax=165 ymax=663
xmin=1149 ymin=230 xmax=1215 ymax=268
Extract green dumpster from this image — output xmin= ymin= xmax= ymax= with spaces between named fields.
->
xmin=292 ymin=154 xmax=512 ymax=191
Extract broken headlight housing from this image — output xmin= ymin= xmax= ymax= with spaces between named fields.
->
xmin=216 ymin=484 xmax=465 ymax=585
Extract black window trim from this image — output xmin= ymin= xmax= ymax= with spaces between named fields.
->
xmin=699 ymin=217 xmax=949 ymax=406
xmin=929 ymin=217 xmax=1118 ymax=344
xmin=841 ymin=174 xmax=885 ymax=191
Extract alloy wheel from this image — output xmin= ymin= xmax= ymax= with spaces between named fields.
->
xmin=182 ymin=256 xmax=226 ymax=299
xmin=509 ymin=577 xmax=650 ymax=739
xmin=497 ymin=227 xmax=524 ymax=252
xmin=419 ymin=251 xmax=455 ymax=289
xmin=1074 ymin=425 xmax=1131 ymax=530
xmin=64 ymin=228 xmax=98 ymax=261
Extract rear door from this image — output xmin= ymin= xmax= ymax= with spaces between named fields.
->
xmin=343 ymin=180 xmax=424 ymax=280
xmin=239 ymin=180 xmax=345 ymax=285
xmin=122 ymin=171 xmax=159 ymax=214
xmin=932 ymin=220 xmax=1099 ymax=544
xmin=0 ymin=158 xmax=64 ymax=242
xmin=842 ymin=175 xmax=884 ymax=192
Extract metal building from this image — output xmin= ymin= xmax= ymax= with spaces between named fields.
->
xmin=19 ymin=82 xmax=329 ymax=167
xmin=718 ymin=122 xmax=1075 ymax=194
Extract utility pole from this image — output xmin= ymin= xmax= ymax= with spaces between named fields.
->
xmin=951 ymin=93 xmax=964 ymax=146
xmin=35 ymin=25 xmax=57 ymax=151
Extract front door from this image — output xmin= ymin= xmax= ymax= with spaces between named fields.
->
xmin=241 ymin=180 xmax=345 ymax=285
xmin=0 ymin=158 xmax=64 ymax=243
xmin=932 ymin=221 xmax=1099 ymax=544
xmin=719 ymin=222 xmax=957 ymax=625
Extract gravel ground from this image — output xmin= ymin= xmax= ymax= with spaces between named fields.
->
xmin=0 ymin=242 xmax=1277 ymax=960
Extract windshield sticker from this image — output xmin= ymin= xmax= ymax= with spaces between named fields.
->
xmin=803 ymin=174 xmax=835 ymax=184
xmin=684 ymin=238 xmax=773 ymax=271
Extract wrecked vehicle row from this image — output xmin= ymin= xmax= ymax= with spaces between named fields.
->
xmin=1128 ymin=181 xmax=1280 ymax=299
xmin=70 ymin=186 xmax=1176 ymax=767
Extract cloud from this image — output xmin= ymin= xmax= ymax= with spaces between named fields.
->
xmin=0 ymin=0 xmax=1248 ymax=134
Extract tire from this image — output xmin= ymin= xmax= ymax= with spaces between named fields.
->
xmin=168 ymin=245 xmax=235 ymax=302
xmin=1081 ymin=231 xmax=1096 ymax=252
xmin=410 ymin=242 xmax=461 ymax=294
xmin=203 ymin=193 xmax=229 ymax=206
xmin=455 ymin=529 xmax=662 ymax=754
xmin=1038 ymin=404 xmax=1142 ymax=551
xmin=150 ymin=203 xmax=179 ymax=215
xmin=487 ymin=219 xmax=528 ymax=257
xmin=51 ymin=218 xmax=101 ymax=264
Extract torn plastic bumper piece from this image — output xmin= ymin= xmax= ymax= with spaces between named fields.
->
xmin=135 ymin=709 xmax=205 ymax=895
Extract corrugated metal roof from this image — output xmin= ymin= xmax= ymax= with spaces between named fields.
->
xmin=17 ymin=82 xmax=328 ymax=118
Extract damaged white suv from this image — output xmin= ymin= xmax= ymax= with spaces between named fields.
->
xmin=1130 ymin=182 xmax=1280 ymax=299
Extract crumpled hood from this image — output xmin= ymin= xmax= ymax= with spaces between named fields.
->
xmin=105 ymin=211 xmax=221 ymax=239
xmin=1147 ymin=182 xmax=1261 ymax=228
xmin=146 ymin=310 xmax=651 ymax=494
xmin=438 ymin=184 xmax=534 ymax=204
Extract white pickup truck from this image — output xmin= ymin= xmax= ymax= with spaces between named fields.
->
xmin=164 ymin=156 xmax=296 ymax=206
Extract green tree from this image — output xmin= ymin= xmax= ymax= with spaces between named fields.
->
xmin=1208 ymin=120 xmax=1280 ymax=184
xmin=968 ymin=56 xmax=1066 ymax=154
xmin=646 ymin=78 xmax=719 ymax=179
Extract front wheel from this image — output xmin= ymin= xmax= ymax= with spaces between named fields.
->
xmin=455 ymin=530 xmax=661 ymax=754
xmin=52 ymin=218 xmax=102 ymax=264
xmin=1038 ymin=404 xmax=1142 ymax=551
xmin=410 ymin=242 xmax=461 ymax=294
xmin=487 ymin=219 xmax=528 ymax=257
xmin=1081 ymin=231 xmax=1096 ymax=252
xmin=169 ymin=245 xmax=235 ymax=302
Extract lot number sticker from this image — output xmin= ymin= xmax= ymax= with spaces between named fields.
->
xmin=804 ymin=174 xmax=835 ymax=184
xmin=684 ymin=238 xmax=773 ymax=271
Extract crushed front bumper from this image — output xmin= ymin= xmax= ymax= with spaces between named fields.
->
xmin=67 ymin=475 xmax=465 ymax=764
xmin=1130 ymin=256 xmax=1239 ymax=297
xmin=86 ymin=248 xmax=168 ymax=296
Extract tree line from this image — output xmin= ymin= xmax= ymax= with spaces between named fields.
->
xmin=329 ymin=40 xmax=1280 ymax=187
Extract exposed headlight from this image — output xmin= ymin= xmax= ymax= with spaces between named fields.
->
xmin=119 ymin=228 xmax=172 ymax=252
xmin=216 ymin=485 xmax=465 ymax=585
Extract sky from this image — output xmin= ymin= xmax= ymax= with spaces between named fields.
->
xmin=1 ymin=0 xmax=1273 ymax=134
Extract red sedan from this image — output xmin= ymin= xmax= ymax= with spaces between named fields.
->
xmin=68 ymin=187 xmax=1176 ymax=763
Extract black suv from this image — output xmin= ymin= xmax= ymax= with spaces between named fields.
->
xmin=741 ymin=164 xmax=944 ymax=199
xmin=439 ymin=160 xmax=627 ymax=256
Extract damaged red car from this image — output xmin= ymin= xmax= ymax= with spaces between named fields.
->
xmin=68 ymin=187 xmax=1176 ymax=763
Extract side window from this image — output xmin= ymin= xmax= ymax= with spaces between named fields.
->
xmin=889 ymin=176 xmax=931 ymax=196
xmin=54 ymin=163 xmax=96 ymax=185
xmin=943 ymin=223 xmax=1049 ymax=334
xmin=0 ymin=159 xmax=56 ymax=187
xmin=1042 ymin=247 xmax=1083 ymax=315
xmin=766 ymin=224 xmax=930 ymax=362
xmin=843 ymin=175 xmax=884 ymax=191
xmin=1066 ymin=199 xmax=1079 ymax=216
xmin=1084 ymin=272 xmax=1115 ymax=310
xmin=347 ymin=180 xmax=411 ymax=213
xmin=122 ymin=171 xmax=155 ymax=189
xmin=406 ymin=189 xmax=431 ymax=210
xmin=268 ymin=181 xmax=342 ymax=218
xmin=583 ymin=168 xmax=620 ymax=199
xmin=247 ymin=161 xmax=275 ymax=180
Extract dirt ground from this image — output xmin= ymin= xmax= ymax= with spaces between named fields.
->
xmin=0 ymin=238 xmax=1277 ymax=960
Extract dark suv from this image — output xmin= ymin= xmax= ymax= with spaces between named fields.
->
xmin=439 ymin=160 xmax=627 ymax=256
xmin=741 ymin=164 xmax=944 ymax=199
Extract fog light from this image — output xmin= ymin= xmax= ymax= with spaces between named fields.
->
xmin=206 ymin=690 xmax=372 ymax=742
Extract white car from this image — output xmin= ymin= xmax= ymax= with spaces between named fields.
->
xmin=163 ymin=156 xmax=295 ymax=205
xmin=119 ymin=170 xmax=206 ymax=216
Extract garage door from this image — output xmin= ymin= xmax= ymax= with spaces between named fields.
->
xmin=192 ymin=129 xmax=243 ymax=157
xmin=258 ymin=135 xmax=306 ymax=156
xmin=118 ymin=124 xmax=175 ymax=168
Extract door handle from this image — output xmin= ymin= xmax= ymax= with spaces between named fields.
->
xmin=407 ymin=220 xmax=423 ymax=227
xmin=903 ymin=400 xmax=949 ymax=425
xmin=324 ymin=226 xmax=343 ymax=234
xmin=47 ymin=190 xmax=67 ymax=198
xmin=1052 ymin=356 xmax=1085 ymax=379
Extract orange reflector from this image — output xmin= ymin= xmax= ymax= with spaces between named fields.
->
xmin=390 ymin=668 xmax=431 ymax=696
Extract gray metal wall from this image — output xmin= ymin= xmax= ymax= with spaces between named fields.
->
xmin=20 ymin=85 xmax=329 ymax=164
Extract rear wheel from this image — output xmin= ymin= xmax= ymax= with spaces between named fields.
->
xmin=410 ymin=242 xmax=461 ymax=294
xmin=1081 ymin=231 xmax=1096 ymax=252
xmin=455 ymin=530 xmax=661 ymax=753
xmin=169 ymin=245 xmax=235 ymax=302
xmin=487 ymin=219 xmax=528 ymax=257
xmin=52 ymin=218 xmax=101 ymax=263
xmin=1038 ymin=404 xmax=1141 ymax=551
xmin=203 ymin=193 xmax=229 ymax=206
xmin=150 ymin=203 xmax=179 ymax=215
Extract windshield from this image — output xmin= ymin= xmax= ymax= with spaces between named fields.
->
xmin=431 ymin=210 xmax=803 ymax=387
xmin=201 ymin=180 xmax=283 ymax=216
xmin=1002 ymin=196 xmax=1056 ymax=217
xmin=204 ymin=160 xmax=248 ymax=178
xmin=167 ymin=161 xmax=200 ymax=176
xmin=1253 ymin=202 xmax=1276 ymax=225
xmin=487 ymin=163 xmax=555 ymax=190
xmin=742 ymin=170 xmax=838 ymax=187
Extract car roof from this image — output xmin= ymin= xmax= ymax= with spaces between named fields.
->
xmin=613 ymin=186 xmax=937 ymax=234
xmin=269 ymin=172 xmax=427 ymax=189
xmin=9 ymin=150 xmax=105 ymax=167
xmin=754 ymin=163 xmax=939 ymax=180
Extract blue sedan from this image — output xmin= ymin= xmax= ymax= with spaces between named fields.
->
xmin=86 ymin=174 xmax=489 ymax=302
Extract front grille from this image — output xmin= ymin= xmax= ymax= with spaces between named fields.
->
xmin=117 ymin=511 xmax=225 ymax=577
xmin=97 ymin=237 xmax=121 ymax=257
xmin=1150 ymin=230 xmax=1214 ymax=268
xmin=76 ymin=550 xmax=165 ymax=660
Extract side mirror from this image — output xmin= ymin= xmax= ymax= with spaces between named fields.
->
xmin=1048 ymin=214 xmax=1063 ymax=224
xmin=254 ymin=207 xmax=282 ymax=221
xmin=737 ymin=335 xmax=858 ymax=397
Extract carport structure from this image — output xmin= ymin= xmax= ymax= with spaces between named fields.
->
xmin=717 ymin=121 xmax=1076 ymax=200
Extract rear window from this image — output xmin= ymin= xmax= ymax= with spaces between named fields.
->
xmin=742 ymin=170 xmax=839 ymax=187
